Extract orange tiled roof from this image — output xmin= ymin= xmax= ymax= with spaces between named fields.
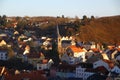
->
xmin=117 ymin=48 xmax=120 ymax=51
xmin=69 ymin=45 xmax=84 ymax=53
xmin=91 ymin=48 xmax=99 ymax=52
xmin=108 ymin=46 xmax=115 ymax=50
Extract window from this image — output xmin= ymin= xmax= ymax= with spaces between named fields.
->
xmin=39 ymin=67 xmax=41 ymax=69
xmin=5 ymin=53 xmax=7 ymax=56
xmin=5 ymin=56 xmax=7 ymax=59
xmin=1 ymin=54 xmax=3 ymax=56
xmin=1 ymin=57 xmax=3 ymax=59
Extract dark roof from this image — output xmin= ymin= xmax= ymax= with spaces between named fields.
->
xmin=61 ymin=40 xmax=71 ymax=48
xmin=61 ymin=40 xmax=71 ymax=43
xmin=87 ymin=73 xmax=107 ymax=80
xmin=66 ymin=78 xmax=83 ymax=80
xmin=58 ymin=63 xmax=76 ymax=71
xmin=85 ymin=66 xmax=109 ymax=75
xmin=77 ymin=62 xmax=93 ymax=68
xmin=58 ymin=62 xmax=93 ymax=71
xmin=0 ymin=49 xmax=8 ymax=52
xmin=27 ymin=53 xmax=40 ymax=58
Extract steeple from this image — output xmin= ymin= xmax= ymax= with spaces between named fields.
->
xmin=57 ymin=25 xmax=60 ymax=37
xmin=57 ymin=25 xmax=62 ymax=54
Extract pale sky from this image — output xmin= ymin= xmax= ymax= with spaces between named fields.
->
xmin=0 ymin=0 xmax=120 ymax=18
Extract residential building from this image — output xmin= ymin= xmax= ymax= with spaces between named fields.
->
xmin=66 ymin=45 xmax=86 ymax=62
xmin=93 ymin=60 xmax=110 ymax=71
xmin=0 ymin=50 xmax=8 ymax=60
xmin=76 ymin=66 xmax=94 ymax=80
xmin=111 ymin=66 xmax=120 ymax=73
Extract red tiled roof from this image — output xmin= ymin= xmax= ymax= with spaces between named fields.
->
xmin=107 ymin=46 xmax=115 ymax=50
xmin=91 ymin=48 xmax=100 ymax=53
xmin=42 ymin=59 xmax=48 ymax=64
xmin=117 ymin=48 xmax=120 ymax=51
xmin=69 ymin=45 xmax=84 ymax=53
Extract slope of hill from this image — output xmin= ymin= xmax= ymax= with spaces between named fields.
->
xmin=78 ymin=15 xmax=120 ymax=44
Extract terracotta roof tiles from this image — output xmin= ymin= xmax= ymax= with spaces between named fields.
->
xmin=69 ymin=45 xmax=84 ymax=53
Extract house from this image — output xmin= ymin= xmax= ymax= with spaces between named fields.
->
xmin=0 ymin=33 xmax=7 ymax=38
xmin=0 ymin=40 xmax=7 ymax=46
xmin=37 ymin=59 xmax=48 ymax=70
xmin=111 ymin=66 xmax=120 ymax=74
xmin=61 ymin=53 xmax=70 ymax=63
xmin=116 ymin=55 xmax=120 ymax=61
xmin=23 ymin=45 xmax=30 ymax=55
xmin=87 ymin=73 xmax=107 ymax=80
xmin=85 ymin=66 xmax=109 ymax=75
xmin=56 ymin=71 xmax=76 ymax=79
xmin=61 ymin=36 xmax=73 ymax=41
xmin=37 ymin=59 xmax=53 ymax=70
xmin=93 ymin=60 xmax=110 ymax=71
xmin=22 ymin=45 xmax=30 ymax=62
xmin=59 ymin=39 xmax=74 ymax=54
xmin=12 ymin=21 xmax=18 ymax=28
xmin=62 ymin=40 xmax=72 ymax=48
xmin=56 ymin=63 xmax=76 ymax=78
xmin=56 ymin=63 xmax=93 ymax=79
xmin=76 ymin=66 xmax=94 ymax=80
xmin=82 ymin=42 xmax=92 ymax=50
xmin=0 ymin=50 xmax=8 ymax=60
xmin=86 ymin=54 xmax=103 ymax=63
xmin=0 ymin=40 xmax=8 ymax=61
xmin=85 ymin=49 xmax=95 ymax=59
xmin=42 ymin=39 xmax=52 ymax=50
xmin=102 ymin=53 xmax=109 ymax=60
xmin=66 ymin=45 xmax=86 ymax=62
xmin=3 ymin=69 xmax=47 ymax=80
xmin=82 ymin=42 xmax=103 ymax=50
xmin=104 ymin=46 xmax=120 ymax=60
xmin=111 ymin=50 xmax=118 ymax=59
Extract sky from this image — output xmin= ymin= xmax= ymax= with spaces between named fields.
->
xmin=0 ymin=0 xmax=120 ymax=18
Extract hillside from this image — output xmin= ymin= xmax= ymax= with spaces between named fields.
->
xmin=2 ymin=15 xmax=120 ymax=44
xmin=78 ymin=16 xmax=120 ymax=44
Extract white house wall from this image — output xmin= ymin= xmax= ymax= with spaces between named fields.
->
xmin=76 ymin=67 xmax=94 ymax=79
xmin=74 ymin=52 xmax=86 ymax=62
xmin=37 ymin=63 xmax=48 ymax=70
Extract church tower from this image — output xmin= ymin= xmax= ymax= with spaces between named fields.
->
xmin=57 ymin=25 xmax=62 ymax=54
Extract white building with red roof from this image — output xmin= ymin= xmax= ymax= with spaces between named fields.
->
xmin=66 ymin=45 xmax=86 ymax=62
